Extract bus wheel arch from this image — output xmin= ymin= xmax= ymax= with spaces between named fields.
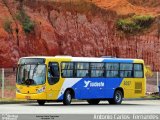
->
xmin=108 ymin=87 xmax=124 ymax=105
xmin=63 ymin=88 xmax=75 ymax=105
xmin=115 ymin=87 xmax=124 ymax=98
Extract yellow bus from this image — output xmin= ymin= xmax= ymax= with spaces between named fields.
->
xmin=16 ymin=56 xmax=146 ymax=105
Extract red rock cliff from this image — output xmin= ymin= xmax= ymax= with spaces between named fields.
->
xmin=0 ymin=0 xmax=160 ymax=71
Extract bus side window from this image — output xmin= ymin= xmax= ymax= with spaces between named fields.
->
xmin=48 ymin=62 xmax=60 ymax=85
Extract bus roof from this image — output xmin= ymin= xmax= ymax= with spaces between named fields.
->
xmin=19 ymin=56 xmax=144 ymax=63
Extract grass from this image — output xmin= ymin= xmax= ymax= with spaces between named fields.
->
xmin=117 ymin=18 xmax=140 ymax=33
xmin=132 ymin=15 xmax=154 ymax=28
xmin=0 ymin=98 xmax=35 ymax=104
xmin=117 ymin=15 xmax=154 ymax=34
xmin=0 ymin=75 xmax=2 ymax=82
xmin=144 ymin=95 xmax=160 ymax=99
xmin=144 ymin=92 xmax=160 ymax=99
xmin=0 ymin=98 xmax=25 ymax=101
xmin=4 ymin=86 xmax=16 ymax=90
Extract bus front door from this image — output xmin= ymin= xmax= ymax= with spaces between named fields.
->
xmin=47 ymin=62 xmax=61 ymax=100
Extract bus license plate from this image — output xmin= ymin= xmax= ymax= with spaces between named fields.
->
xmin=25 ymin=96 xmax=31 ymax=99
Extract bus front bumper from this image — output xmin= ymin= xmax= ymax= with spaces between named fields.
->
xmin=16 ymin=92 xmax=47 ymax=100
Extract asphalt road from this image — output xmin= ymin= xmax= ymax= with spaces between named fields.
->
xmin=0 ymin=100 xmax=160 ymax=114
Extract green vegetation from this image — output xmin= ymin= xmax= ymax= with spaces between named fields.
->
xmin=0 ymin=98 xmax=33 ymax=103
xmin=132 ymin=15 xmax=154 ymax=28
xmin=117 ymin=15 xmax=154 ymax=33
xmin=0 ymin=75 xmax=2 ymax=83
xmin=117 ymin=19 xmax=140 ymax=33
xmin=16 ymin=10 xmax=34 ymax=33
xmin=4 ymin=86 xmax=16 ymax=90
xmin=3 ymin=19 xmax=12 ymax=33
xmin=144 ymin=92 xmax=160 ymax=99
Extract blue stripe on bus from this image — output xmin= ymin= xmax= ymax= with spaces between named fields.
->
xmin=58 ymin=77 xmax=123 ymax=100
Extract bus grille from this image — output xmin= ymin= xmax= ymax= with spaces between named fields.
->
xmin=135 ymin=82 xmax=142 ymax=94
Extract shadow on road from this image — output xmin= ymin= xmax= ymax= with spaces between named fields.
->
xmin=22 ymin=103 xmax=148 ymax=107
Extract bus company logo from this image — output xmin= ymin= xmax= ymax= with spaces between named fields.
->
xmin=84 ymin=81 xmax=104 ymax=87
xmin=84 ymin=81 xmax=91 ymax=87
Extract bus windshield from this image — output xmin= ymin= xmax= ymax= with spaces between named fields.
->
xmin=17 ymin=64 xmax=46 ymax=85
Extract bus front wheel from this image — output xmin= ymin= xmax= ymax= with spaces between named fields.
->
xmin=37 ymin=100 xmax=46 ymax=106
xmin=63 ymin=90 xmax=72 ymax=105
xmin=108 ymin=90 xmax=123 ymax=105
xmin=87 ymin=99 xmax=100 ymax=105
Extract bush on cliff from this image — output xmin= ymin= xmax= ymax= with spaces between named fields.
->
xmin=117 ymin=15 xmax=154 ymax=33
xmin=16 ymin=10 xmax=34 ymax=33
xmin=3 ymin=19 xmax=12 ymax=33
xmin=132 ymin=15 xmax=154 ymax=28
xmin=117 ymin=19 xmax=140 ymax=33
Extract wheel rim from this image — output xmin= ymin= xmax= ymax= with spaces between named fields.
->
xmin=67 ymin=93 xmax=71 ymax=102
xmin=115 ymin=92 xmax=122 ymax=103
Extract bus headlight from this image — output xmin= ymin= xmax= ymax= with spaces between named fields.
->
xmin=37 ymin=86 xmax=45 ymax=93
xmin=16 ymin=88 xmax=21 ymax=93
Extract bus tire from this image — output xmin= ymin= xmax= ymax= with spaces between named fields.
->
xmin=108 ymin=90 xmax=123 ymax=105
xmin=87 ymin=99 xmax=100 ymax=105
xmin=63 ymin=90 xmax=72 ymax=105
xmin=37 ymin=100 xmax=46 ymax=106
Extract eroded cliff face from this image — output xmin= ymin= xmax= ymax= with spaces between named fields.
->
xmin=0 ymin=0 xmax=160 ymax=71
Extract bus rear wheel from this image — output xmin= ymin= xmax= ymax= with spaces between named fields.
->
xmin=63 ymin=90 xmax=72 ymax=105
xmin=87 ymin=99 xmax=100 ymax=105
xmin=108 ymin=90 xmax=123 ymax=105
xmin=37 ymin=100 xmax=46 ymax=106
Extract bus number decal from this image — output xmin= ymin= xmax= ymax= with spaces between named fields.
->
xmin=124 ymin=81 xmax=131 ymax=86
